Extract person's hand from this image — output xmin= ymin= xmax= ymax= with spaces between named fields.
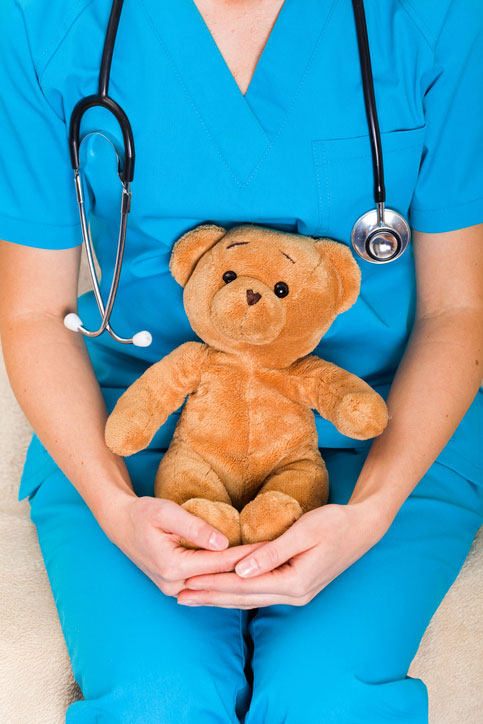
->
xmin=102 ymin=493 xmax=260 ymax=597
xmin=178 ymin=500 xmax=393 ymax=608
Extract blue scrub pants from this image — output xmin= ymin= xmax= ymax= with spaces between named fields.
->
xmin=25 ymin=446 xmax=483 ymax=724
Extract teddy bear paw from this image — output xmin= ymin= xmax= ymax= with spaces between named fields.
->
xmin=180 ymin=498 xmax=241 ymax=548
xmin=334 ymin=390 xmax=388 ymax=440
xmin=240 ymin=491 xmax=303 ymax=544
xmin=105 ymin=414 xmax=153 ymax=457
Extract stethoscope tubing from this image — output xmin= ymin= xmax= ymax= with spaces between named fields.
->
xmin=65 ymin=0 xmax=152 ymax=345
xmin=351 ymin=0 xmax=385 ymax=205
xmin=69 ymin=95 xmax=135 ymax=185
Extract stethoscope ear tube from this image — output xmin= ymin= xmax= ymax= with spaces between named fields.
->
xmin=68 ymin=0 xmax=134 ymax=184
xmin=64 ymin=170 xmax=152 ymax=347
xmin=64 ymin=168 xmax=151 ymax=346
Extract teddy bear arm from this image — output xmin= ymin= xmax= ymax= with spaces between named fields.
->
xmin=316 ymin=365 xmax=388 ymax=439
xmin=105 ymin=379 xmax=161 ymax=456
xmin=105 ymin=343 xmax=207 ymax=456
xmin=287 ymin=357 xmax=388 ymax=439
xmin=284 ymin=356 xmax=340 ymax=411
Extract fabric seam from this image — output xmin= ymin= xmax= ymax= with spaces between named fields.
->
xmin=138 ymin=0 xmax=339 ymax=189
xmin=410 ymin=195 xmax=483 ymax=214
xmin=0 ymin=211 xmax=80 ymax=229
xmin=396 ymin=0 xmax=438 ymax=54
xmin=138 ymin=0 xmax=243 ymax=188
xmin=241 ymin=0 xmax=340 ymax=190
xmin=36 ymin=0 xmax=96 ymax=84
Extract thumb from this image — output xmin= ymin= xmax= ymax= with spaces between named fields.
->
xmin=156 ymin=500 xmax=228 ymax=551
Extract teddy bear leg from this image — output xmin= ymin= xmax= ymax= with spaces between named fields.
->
xmin=154 ymin=441 xmax=241 ymax=547
xmin=180 ymin=498 xmax=241 ymax=548
xmin=240 ymin=456 xmax=329 ymax=544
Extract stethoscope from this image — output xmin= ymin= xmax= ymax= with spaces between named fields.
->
xmin=64 ymin=0 xmax=411 ymax=347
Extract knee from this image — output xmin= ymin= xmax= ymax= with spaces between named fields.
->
xmin=67 ymin=669 xmax=237 ymax=724
xmin=65 ymin=679 xmax=166 ymax=724
xmin=250 ymin=666 xmax=428 ymax=724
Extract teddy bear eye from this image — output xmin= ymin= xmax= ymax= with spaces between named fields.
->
xmin=222 ymin=271 xmax=237 ymax=284
xmin=274 ymin=282 xmax=289 ymax=298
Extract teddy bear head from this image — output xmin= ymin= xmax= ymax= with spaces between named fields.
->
xmin=170 ymin=224 xmax=361 ymax=368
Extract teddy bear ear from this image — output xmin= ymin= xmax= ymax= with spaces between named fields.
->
xmin=314 ymin=239 xmax=361 ymax=313
xmin=170 ymin=224 xmax=227 ymax=287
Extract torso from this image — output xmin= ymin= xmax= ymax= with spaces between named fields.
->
xmin=175 ymin=349 xmax=316 ymax=502
xmin=12 ymin=0 xmax=481 ymax=492
xmin=28 ymin=0 xmax=443 ymax=448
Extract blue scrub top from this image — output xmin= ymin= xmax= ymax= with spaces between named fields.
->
xmin=1 ymin=0 xmax=482 ymax=490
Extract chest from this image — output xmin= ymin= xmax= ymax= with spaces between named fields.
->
xmin=195 ymin=361 xmax=285 ymax=404
xmin=184 ymin=359 xmax=313 ymax=446
xmin=47 ymin=0 xmax=431 ymax=244
xmin=53 ymin=0 xmax=423 ymax=372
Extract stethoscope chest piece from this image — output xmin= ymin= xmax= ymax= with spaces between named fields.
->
xmin=351 ymin=205 xmax=410 ymax=263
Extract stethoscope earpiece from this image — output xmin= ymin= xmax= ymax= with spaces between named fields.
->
xmin=351 ymin=204 xmax=410 ymax=264
xmin=64 ymin=312 xmax=83 ymax=332
xmin=131 ymin=331 xmax=153 ymax=347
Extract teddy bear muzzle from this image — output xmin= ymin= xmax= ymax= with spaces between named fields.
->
xmin=209 ymin=275 xmax=286 ymax=344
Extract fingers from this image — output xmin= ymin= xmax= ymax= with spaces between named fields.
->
xmin=177 ymin=588 xmax=313 ymax=609
xmin=184 ymin=569 xmax=295 ymax=596
xmin=152 ymin=546 xmax=262 ymax=595
xmin=159 ymin=579 xmax=186 ymax=597
xmin=148 ymin=540 xmax=261 ymax=588
xmin=234 ymin=519 xmax=316 ymax=578
xmin=171 ymin=543 xmax=263 ymax=579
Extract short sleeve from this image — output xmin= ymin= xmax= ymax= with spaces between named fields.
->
xmin=409 ymin=0 xmax=483 ymax=233
xmin=0 ymin=2 xmax=81 ymax=249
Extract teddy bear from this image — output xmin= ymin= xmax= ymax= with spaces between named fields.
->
xmin=105 ymin=224 xmax=388 ymax=547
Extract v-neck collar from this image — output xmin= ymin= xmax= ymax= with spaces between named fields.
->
xmin=140 ymin=0 xmax=338 ymax=185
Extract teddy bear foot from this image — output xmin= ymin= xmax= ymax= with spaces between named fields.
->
xmin=180 ymin=498 xmax=241 ymax=548
xmin=240 ymin=491 xmax=303 ymax=544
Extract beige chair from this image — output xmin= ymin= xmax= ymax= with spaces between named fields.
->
xmin=1 ymin=259 xmax=482 ymax=723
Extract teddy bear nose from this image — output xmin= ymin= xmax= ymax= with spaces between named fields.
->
xmin=246 ymin=289 xmax=262 ymax=306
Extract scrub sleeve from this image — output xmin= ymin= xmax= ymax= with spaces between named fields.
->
xmin=1 ymin=1 xmax=482 ymax=722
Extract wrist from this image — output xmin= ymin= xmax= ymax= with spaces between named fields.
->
xmin=88 ymin=476 xmax=138 ymax=542
xmin=347 ymin=488 xmax=399 ymax=539
xmin=347 ymin=448 xmax=413 ymax=526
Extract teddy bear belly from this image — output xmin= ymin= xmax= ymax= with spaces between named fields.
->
xmin=175 ymin=389 xmax=318 ymax=508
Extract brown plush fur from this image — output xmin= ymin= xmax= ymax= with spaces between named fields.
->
xmin=105 ymin=225 xmax=388 ymax=546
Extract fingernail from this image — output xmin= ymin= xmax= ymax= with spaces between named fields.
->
xmin=179 ymin=600 xmax=199 ymax=607
xmin=236 ymin=558 xmax=259 ymax=577
xmin=209 ymin=531 xmax=228 ymax=550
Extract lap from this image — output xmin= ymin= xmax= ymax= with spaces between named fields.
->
xmin=28 ymin=454 xmax=250 ymax=724
xmin=247 ymin=448 xmax=483 ymax=722
xmin=26 ymin=446 xmax=483 ymax=723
